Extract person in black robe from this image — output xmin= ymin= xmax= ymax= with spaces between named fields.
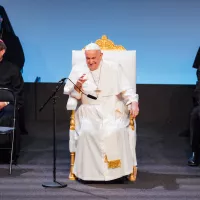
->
xmin=0 ymin=5 xmax=28 ymax=135
xmin=0 ymin=5 xmax=25 ymax=70
xmin=0 ymin=39 xmax=23 ymax=163
xmin=188 ymin=47 xmax=200 ymax=166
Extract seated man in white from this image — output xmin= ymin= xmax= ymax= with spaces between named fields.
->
xmin=64 ymin=43 xmax=139 ymax=181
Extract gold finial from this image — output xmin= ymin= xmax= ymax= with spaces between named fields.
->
xmin=95 ymin=35 xmax=126 ymax=50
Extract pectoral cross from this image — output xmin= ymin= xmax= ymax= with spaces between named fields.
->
xmin=95 ymin=88 xmax=101 ymax=96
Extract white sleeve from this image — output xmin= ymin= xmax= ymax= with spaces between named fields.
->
xmin=63 ymin=63 xmax=86 ymax=95
xmin=69 ymin=89 xmax=82 ymax=100
xmin=63 ymin=80 xmax=82 ymax=100
xmin=63 ymin=64 xmax=86 ymax=99
xmin=121 ymin=89 xmax=139 ymax=105
xmin=117 ymin=64 xmax=138 ymax=105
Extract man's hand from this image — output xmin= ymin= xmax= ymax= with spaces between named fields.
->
xmin=130 ymin=101 xmax=139 ymax=118
xmin=74 ymin=74 xmax=87 ymax=92
xmin=0 ymin=102 xmax=7 ymax=110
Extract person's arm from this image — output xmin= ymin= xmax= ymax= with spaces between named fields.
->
xmin=121 ymin=89 xmax=139 ymax=105
xmin=0 ymin=102 xmax=9 ymax=110
xmin=69 ymin=88 xmax=82 ymax=100
xmin=121 ymin=89 xmax=139 ymax=117
xmin=117 ymin=64 xmax=139 ymax=117
xmin=64 ymin=73 xmax=87 ymax=100
xmin=69 ymin=74 xmax=87 ymax=100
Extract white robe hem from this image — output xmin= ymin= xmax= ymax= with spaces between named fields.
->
xmin=74 ymin=171 xmax=132 ymax=181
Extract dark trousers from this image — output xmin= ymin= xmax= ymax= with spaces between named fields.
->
xmin=190 ymin=106 xmax=200 ymax=152
xmin=0 ymin=104 xmax=20 ymax=160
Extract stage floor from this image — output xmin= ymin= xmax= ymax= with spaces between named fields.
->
xmin=0 ymin=121 xmax=200 ymax=200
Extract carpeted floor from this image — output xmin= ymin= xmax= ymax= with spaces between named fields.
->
xmin=0 ymin=121 xmax=200 ymax=200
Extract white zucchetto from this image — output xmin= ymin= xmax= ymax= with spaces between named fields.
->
xmin=85 ymin=43 xmax=101 ymax=51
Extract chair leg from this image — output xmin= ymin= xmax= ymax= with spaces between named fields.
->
xmin=9 ymin=155 xmax=13 ymax=175
xmin=9 ymin=144 xmax=14 ymax=175
xmin=128 ymin=166 xmax=137 ymax=182
xmin=69 ymin=152 xmax=76 ymax=180
xmin=9 ymin=129 xmax=15 ymax=175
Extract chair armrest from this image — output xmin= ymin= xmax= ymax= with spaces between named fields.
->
xmin=66 ymin=96 xmax=78 ymax=110
xmin=130 ymin=115 xmax=136 ymax=130
xmin=69 ymin=110 xmax=77 ymax=152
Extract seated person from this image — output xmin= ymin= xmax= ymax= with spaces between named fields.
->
xmin=0 ymin=39 xmax=24 ymax=162
xmin=0 ymin=7 xmax=27 ymax=135
xmin=64 ymin=43 xmax=139 ymax=181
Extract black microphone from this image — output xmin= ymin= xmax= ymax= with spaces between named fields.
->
xmin=62 ymin=77 xmax=97 ymax=100
xmin=87 ymin=94 xmax=98 ymax=100
xmin=59 ymin=78 xmax=67 ymax=83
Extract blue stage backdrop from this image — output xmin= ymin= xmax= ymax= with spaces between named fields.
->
xmin=1 ymin=0 xmax=200 ymax=84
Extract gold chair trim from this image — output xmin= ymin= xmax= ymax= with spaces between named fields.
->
xmin=104 ymin=155 xmax=121 ymax=169
xmin=83 ymin=35 xmax=126 ymax=50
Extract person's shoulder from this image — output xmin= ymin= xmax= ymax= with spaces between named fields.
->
xmin=103 ymin=59 xmax=118 ymax=66
xmin=103 ymin=60 xmax=120 ymax=71
xmin=3 ymin=60 xmax=20 ymax=73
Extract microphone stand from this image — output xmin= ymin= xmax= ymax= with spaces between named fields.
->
xmin=39 ymin=79 xmax=67 ymax=188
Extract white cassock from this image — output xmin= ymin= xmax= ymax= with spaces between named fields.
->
xmin=64 ymin=59 xmax=138 ymax=181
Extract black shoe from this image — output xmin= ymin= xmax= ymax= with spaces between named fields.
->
xmin=188 ymin=152 xmax=199 ymax=166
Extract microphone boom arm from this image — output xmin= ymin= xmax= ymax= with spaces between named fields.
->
xmin=66 ymin=78 xmax=97 ymax=100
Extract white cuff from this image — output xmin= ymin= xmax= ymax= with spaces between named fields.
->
xmin=4 ymin=102 xmax=9 ymax=106
xmin=121 ymin=89 xmax=139 ymax=105
xmin=70 ymin=89 xmax=82 ymax=100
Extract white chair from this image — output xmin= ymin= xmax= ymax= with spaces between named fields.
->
xmin=66 ymin=35 xmax=137 ymax=181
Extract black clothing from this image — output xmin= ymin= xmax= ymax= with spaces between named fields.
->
xmin=0 ymin=5 xmax=25 ymax=70
xmin=190 ymin=106 xmax=200 ymax=152
xmin=0 ymin=104 xmax=20 ymax=162
xmin=0 ymin=5 xmax=26 ymax=162
xmin=0 ymin=5 xmax=27 ymax=137
xmin=189 ymin=66 xmax=200 ymax=155
xmin=0 ymin=60 xmax=24 ymax=108
xmin=192 ymin=47 xmax=200 ymax=69
xmin=188 ymin=152 xmax=199 ymax=166
xmin=2 ymin=33 xmax=25 ymax=70
xmin=0 ymin=60 xmax=24 ymax=162
xmin=0 ymin=6 xmax=14 ymax=35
